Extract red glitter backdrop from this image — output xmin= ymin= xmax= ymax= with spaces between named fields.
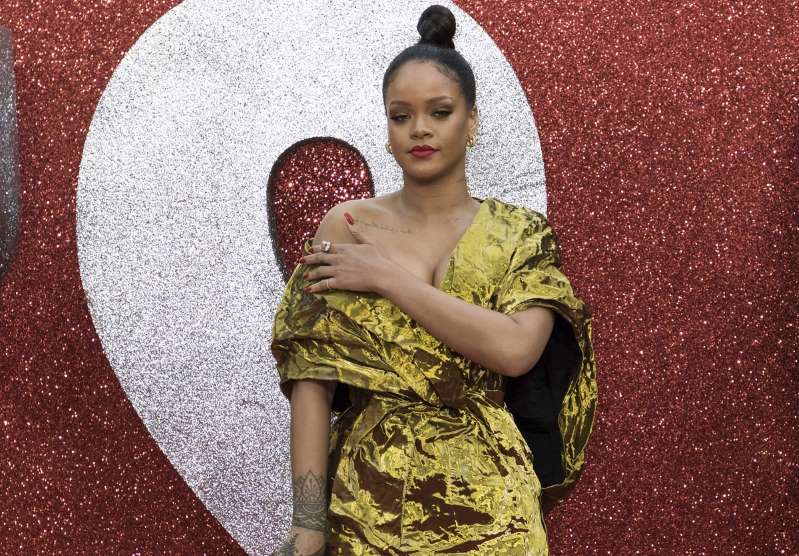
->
xmin=1 ymin=1 xmax=797 ymax=554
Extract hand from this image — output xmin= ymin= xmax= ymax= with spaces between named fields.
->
xmin=300 ymin=212 xmax=399 ymax=295
xmin=271 ymin=525 xmax=326 ymax=556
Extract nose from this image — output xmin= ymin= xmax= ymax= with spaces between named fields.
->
xmin=411 ymin=115 xmax=433 ymax=139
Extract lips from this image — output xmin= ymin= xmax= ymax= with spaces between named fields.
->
xmin=410 ymin=148 xmax=438 ymax=158
xmin=408 ymin=144 xmax=439 ymax=159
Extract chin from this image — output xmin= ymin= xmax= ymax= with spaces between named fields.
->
xmin=403 ymin=166 xmax=445 ymax=182
xmin=403 ymin=156 xmax=450 ymax=174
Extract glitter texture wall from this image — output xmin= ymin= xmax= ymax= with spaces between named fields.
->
xmin=0 ymin=1 xmax=797 ymax=555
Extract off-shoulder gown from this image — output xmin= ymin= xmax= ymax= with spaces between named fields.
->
xmin=271 ymin=196 xmax=598 ymax=555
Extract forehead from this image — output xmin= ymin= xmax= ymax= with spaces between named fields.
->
xmin=386 ymin=61 xmax=461 ymax=105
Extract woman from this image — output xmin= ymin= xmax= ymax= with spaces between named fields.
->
xmin=270 ymin=5 xmax=598 ymax=555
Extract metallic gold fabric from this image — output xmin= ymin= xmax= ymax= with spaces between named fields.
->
xmin=271 ymin=197 xmax=598 ymax=555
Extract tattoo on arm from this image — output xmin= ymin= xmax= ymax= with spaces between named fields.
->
xmin=273 ymin=531 xmax=299 ymax=555
xmin=291 ymin=469 xmax=329 ymax=532
xmin=272 ymin=529 xmax=326 ymax=556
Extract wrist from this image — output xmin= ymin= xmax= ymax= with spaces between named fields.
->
xmin=374 ymin=261 xmax=407 ymax=299
xmin=291 ymin=514 xmax=328 ymax=532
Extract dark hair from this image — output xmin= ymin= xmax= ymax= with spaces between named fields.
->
xmin=382 ymin=5 xmax=477 ymax=111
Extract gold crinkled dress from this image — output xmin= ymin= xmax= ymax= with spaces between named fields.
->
xmin=271 ymin=197 xmax=598 ymax=555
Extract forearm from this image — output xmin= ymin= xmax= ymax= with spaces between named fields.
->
xmin=376 ymin=270 xmax=527 ymax=377
xmin=289 ymin=379 xmax=335 ymax=532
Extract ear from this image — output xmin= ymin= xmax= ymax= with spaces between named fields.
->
xmin=469 ymin=105 xmax=479 ymax=136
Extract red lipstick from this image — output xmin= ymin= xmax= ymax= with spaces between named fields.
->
xmin=409 ymin=145 xmax=439 ymax=158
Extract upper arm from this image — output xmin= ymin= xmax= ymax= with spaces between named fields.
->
xmin=304 ymin=201 xmax=361 ymax=400
xmin=507 ymin=306 xmax=556 ymax=377
xmin=291 ymin=378 xmax=338 ymax=408
xmin=311 ymin=200 xmax=360 ymax=247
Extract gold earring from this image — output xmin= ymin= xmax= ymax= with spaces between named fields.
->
xmin=466 ymin=134 xmax=477 ymax=149
xmin=385 ymin=142 xmax=392 ymax=154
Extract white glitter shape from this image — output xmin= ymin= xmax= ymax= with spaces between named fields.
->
xmin=76 ymin=0 xmax=547 ymax=553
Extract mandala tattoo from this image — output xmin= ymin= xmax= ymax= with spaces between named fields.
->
xmin=291 ymin=469 xmax=329 ymax=532
xmin=271 ymin=529 xmax=326 ymax=556
xmin=272 ymin=531 xmax=299 ymax=555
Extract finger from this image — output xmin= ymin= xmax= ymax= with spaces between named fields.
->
xmin=303 ymin=275 xmax=333 ymax=293
xmin=305 ymin=241 xmax=334 ymax=258
xmin=313 ymin=242 xmax=331 ymax=253
xmin=300 ymin=251 xmax=319 ymax=264
xmin=303 ymin=263 xmax=333 ymax=283
xmin=343 ymin=212 xmax=368 ymax=244
xmin=300 ymin=252 xmax=335 ymax=266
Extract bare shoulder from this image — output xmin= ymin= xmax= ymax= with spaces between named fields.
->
xmin=311 ymin=198 xmax=373 ymax=246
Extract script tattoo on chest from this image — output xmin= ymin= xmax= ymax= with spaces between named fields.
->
xmin=357 ymin=218 xmax=413 ymax=234
xmin=357 ymin=213 xmax=469 ymax=237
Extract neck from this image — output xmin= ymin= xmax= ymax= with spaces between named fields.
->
xmin=395 ymin=178 xmax=477 ymax=219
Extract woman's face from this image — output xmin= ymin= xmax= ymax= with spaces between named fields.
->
xmin=385 ymin=60 xmax=477 ymax=182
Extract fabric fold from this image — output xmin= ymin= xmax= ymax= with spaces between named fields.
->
xmin=271 ymin=239 xmax=440 ymax=409
xmin=269 ymin=196 xmax=598 ymax=551
xmin=495 ymin=209 xmax=598 ymax=509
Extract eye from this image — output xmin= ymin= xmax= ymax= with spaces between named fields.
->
xmin=390 ymin=110 xmax=451 ymax=122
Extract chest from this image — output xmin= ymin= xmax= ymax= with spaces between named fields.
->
xmin=379 ymin=236 xmax=460 ymax=291
xmin=366 ymin=228 xmax=509 ymax=316
xmin=358 ymin=198 xmax=483 ymax=290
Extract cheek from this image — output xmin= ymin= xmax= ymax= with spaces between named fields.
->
xmin=445 ymin=118 xmax=468 ymax=137
xmin=441 ymin=125 xmax=467 ymax=148
xmin=388 ymin=127 xmax=403 ymax=144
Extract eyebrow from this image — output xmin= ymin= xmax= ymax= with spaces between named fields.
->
xmin=389 ymin=96 xmax=454 ymax=107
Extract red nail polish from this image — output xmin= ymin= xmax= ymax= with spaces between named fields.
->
xmin=303 ymin=286 xmax=310 ymax=292
xmin=344 ymin=212 xmax=354 ymax=225
xmin=299 ymin=256 xmax=306 ymax=263
xmin=303 ymin=272 xmax=308 ymax=279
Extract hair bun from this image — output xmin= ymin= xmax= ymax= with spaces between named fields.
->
xmin=416 ymin=5 xmax=456 ymax=49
